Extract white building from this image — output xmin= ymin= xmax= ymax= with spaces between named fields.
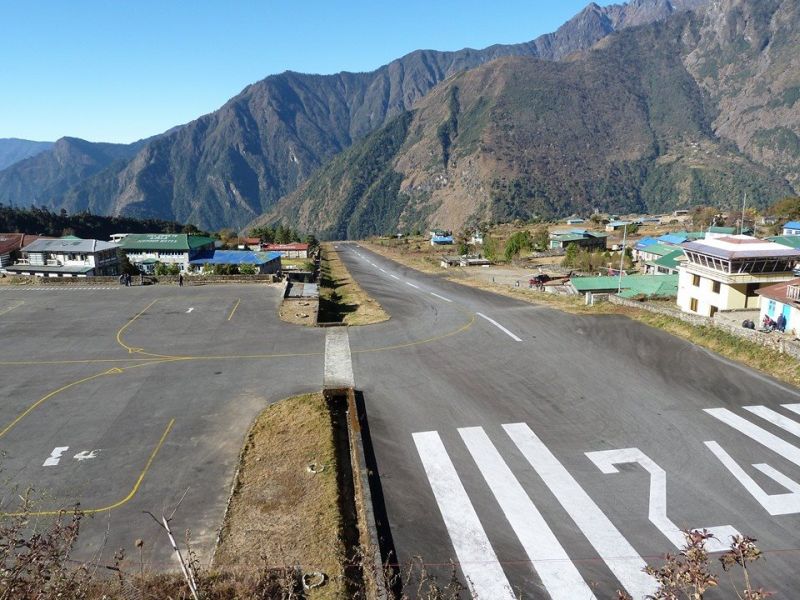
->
xmin=119 ymin=234 xmax=216 ymax=272
xmin=7 ymin=238 xmax=120 ymax=277
xmin=677 ymin=235 xmax=800 ymax=317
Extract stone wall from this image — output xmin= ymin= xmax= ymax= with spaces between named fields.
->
xmin=609 ymin=295 xmax=800 ymax=359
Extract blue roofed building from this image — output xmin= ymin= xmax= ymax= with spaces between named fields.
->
xmin=430 ymin=235 xmax=454 ymax=246
xmin=782 ymin=221 xmax=800 ymax=236
xmin=189 ymin=250 xmax=282 ymax=274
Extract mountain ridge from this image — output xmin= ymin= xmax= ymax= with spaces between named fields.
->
xmin=0 ymin=0 xmax=710 ymax=229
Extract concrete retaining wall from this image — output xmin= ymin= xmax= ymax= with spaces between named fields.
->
xmin=609 ymin=295 xmax=800 ymax=359
xmin=1 ymin=274 xmax=277 ymax=286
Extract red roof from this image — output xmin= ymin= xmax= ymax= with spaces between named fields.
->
xmin=241 ymin=237 xmax=261 ymax=245
xmin=263 ymin=243 xmax=309 ymax=251
xmin=755 ymin=278 xmax=800 ymax=304
xmin=0 ymin=234 xmax=46 ymax=255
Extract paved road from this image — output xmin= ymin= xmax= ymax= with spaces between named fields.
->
xmin=0 ymin=284 xmax=324 ymax=567
xmin=337 ymin=243 xmax=800 ymax=599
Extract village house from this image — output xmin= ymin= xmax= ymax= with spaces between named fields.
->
xmin=6 ymin=238 xmax=119 ymax=277
xmin=782 ymin=221 xmax=800 ymax=236
xmin=119 ymin=233 xmax=216 ymax=272
xmin=677 ymin=235 xmax=800 ymax=317
xmin=549 ymin=230 xmax=607 ymax=251
xmin=0 ymin=233 xmax=45 ymax=271
xmin=189 ymin=250 xmax=282 ymax=274
xmin=262 ymin=242 xmax=310 ymax=258
xmin=756 ymin=279 xmax=800 ymax=335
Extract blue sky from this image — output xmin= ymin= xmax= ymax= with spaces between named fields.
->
xmin=0 ymin=1 xmax=607 ymax=143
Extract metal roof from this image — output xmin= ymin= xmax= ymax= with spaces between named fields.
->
xmin=756 ymin=278 xmax=800 ymax=303
xmin=682 ymin=235 xmax=800 ymax=260
xmin=0 ymin=234 xmax=46 ymax=255
xmin=570 ymin=274 xmax=679 ymax=296
xmin=783 ymin=221 xmax=800 ymax=230
xmin=649 ymin=249 xmax=684 ymax=270
xmin=189 ymin=250 xmax=281 ymax=265
xmin=5 ymin=264 xmax=95 ymax=274
xmin=21 ymin=238 xmax=117 ymax=253
xmin=120 ymin=234 xmax=215 ymax=251
xmin=768 ymin=236 xmax=800 ymax=249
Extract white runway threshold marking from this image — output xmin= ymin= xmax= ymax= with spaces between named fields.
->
xmin=405 ymin=281 xmax=420 ymax=289
xmin=413 ymin=431 xmax=516 ymax=600
xmin=504 ymin=423 xmax=657 ymax=599
xmin=323 ymin=328 xmax=355 ymax=389
xmin=430 ymin=292 xmax=453 ymax=303
xmin=459 ymin=427 xmax=596 ymax=600
xmin=476 ymin=312 xmax=522 ymax=342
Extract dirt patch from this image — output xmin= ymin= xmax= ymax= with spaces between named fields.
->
xmin=280 ymin=297 xmax=320 ymax=326
xmin=319 ymin=244 xmax=389 ymax=326
xmin=215 ymin=393 xmax=350 ymax=599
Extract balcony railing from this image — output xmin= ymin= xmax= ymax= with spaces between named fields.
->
xmin=788 ymin=284 xmax=800 ymax=302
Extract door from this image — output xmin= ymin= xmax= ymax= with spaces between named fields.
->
xmin=782 ymin=304 xmax=791 ymax=330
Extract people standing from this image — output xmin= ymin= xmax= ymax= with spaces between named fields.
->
xmin=178 ymin=273 xmax=184 ymax=287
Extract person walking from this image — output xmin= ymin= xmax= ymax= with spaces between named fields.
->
xmin=178 ymin=273 xmax=184 ymax=287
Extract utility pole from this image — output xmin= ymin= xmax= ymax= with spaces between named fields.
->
xmin=618 ymin=223 xmax=628 ymax=294
xmin=741 ymin=192 xmax=747 ymax=235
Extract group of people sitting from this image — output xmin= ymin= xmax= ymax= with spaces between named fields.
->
xmin=762 ymin=313 xmax=787 ymax=333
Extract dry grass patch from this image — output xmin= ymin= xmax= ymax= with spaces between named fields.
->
xmin=320 ymin=244 xmax=388 ymax=326
xmin=215 ymin=392 xmax=349 ymax=599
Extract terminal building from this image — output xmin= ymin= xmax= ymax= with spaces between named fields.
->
xmin=677 ymin=235 xmax=800 ymax=317
xmin=119 ymin=234 xmax=216 ymax=272
xmin=6 ymin=238 xmax=120 ymax=277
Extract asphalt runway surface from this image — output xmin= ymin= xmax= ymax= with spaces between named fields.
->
xmin=337 ymin=243 xmax=800 ymax=599
xmin=3 ymin=251 xmax=800 ymax=598
xmin=0 ymin=284 xmax=324 ymax=568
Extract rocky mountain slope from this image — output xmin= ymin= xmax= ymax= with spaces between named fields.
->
xmin=258 ymin=0 xmax=799 ymax=238
xmin=0 ymin=139 xmax=53 ymax=172
xmin=0 ymin=0 xmax=708 ymax=229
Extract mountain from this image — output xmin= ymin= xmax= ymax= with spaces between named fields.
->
xmin=0 ymin=139 xmax=53 ymax=171
xmin=0 ymin=137 xmax=145 ymax=209
xmin=258 ymin=0 xmax=798 ymax=238
xmin=0 ymin=0 xmax=708 ymax=230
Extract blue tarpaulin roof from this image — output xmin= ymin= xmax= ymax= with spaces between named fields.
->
xmin=783 ymin=221 xmax=800 ymax=230
xmin=634 ymin=237 xmax=658 ymax=249
xmin=190 ymin=250 xmax=281 ymax=265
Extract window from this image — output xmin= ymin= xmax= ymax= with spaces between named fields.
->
xmin=712 ymin=280 xmax=721 ymax=294
xmin=710 ymin=306 xmax=718 ymax=318
xmin=692 ymin=274 xmax=701 ymax=287
xmin=690 ymin=298 xmax=698 ymax=312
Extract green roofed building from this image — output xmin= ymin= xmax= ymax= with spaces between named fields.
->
xmin=569 ymin=274 xmax=679 ymax=298
xmin=119 ymin=233 xmax=215 ymax=272
xmin=768 ymin=235 xmax=800 ymax=250
xmin=646 ymin=249 xmax=685 ymax=275
xmin=549 ymin=230 xmax=608 ymax=251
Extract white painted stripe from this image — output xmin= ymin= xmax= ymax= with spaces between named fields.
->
xmin=704 ymin=441 xmax=800 ymax=516
xmin=43 ymin=446 xmax=69 ymax=467
xmin=379 ymin=268 xmax=387 ymax=273
xmin=782 ymin=404 xmax=800 ymax=417
xmin=324 ymin=328 xmax=355 ymax=389
xmin=704 ymin=408 xmax=800 ymax=466
xmin=476 ymin=312 xmax=522 ymax=342
xmin=186 ymin=307 xmax=194 ymax=313
xmin=744 ymin=406 xmax=800 ymax=438
xmin=405 ymin=281 xmax=420 ymax=289
xmin=390 ymin=274 xmax=400 ymax=280
xmin=504 ymin=423 xmax=657 ymax=599
xmin=430 ymin=292 xmax=453 ymax=303
xmin=459 ymin=427 xmax=596 ymax=600
xmin=413 ymin=431 xmax=516 ymax=600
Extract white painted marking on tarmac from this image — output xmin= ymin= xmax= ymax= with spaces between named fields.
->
xmin=744 ymin=406 xmax=800 ymax=438
xmin=783 ymin=404 xmax=800 ymax=416
xmin=704 ymin=408 xmax=800 ymax=466
xmin=459 ymin=427 xmax=596 ymax=600
xmin=586 ymin=448 xmax=738 ymax=552
xmin=477 ymin=313 xmax=522 ymax=342
xmin=405 ymin=281 xmax=420 ymax=289
xmin=504 ymin=423 xmax=657 ymax=599
xmin=186 ymin=307 xmax=194 ymax=313
xmin=324 ymin=328 xmax=355 ymax=389
xmin=705 ymin=441 xmax=800 ymax=515
xmin=413 ymin=431 xmax=516 ymax=600
xmin=379 ymin=268 xmax=387 ymax=273
xmin=390 ymin=274 xmax=400 ymax=280
xmin=43 ymin=446 xmax=69 ymax=467
xmin=73 ymin=450 xmax=101 ymax=462
xmin=430 ymin=292 xmax=453 ymax=303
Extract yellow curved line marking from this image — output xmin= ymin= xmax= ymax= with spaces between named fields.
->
xmin=0 ymin=300 xmax=24 ymax=316
xmin=352 ymin=310 xmax=476 ymax=354
xmin=0 ymin=358 xmax=184 ymax=438
xmin=227 ymin=298 xmax=241 ymax=321
xmin=0 ymin=419 xmax=174 ymax=517
xmin=115 ymin=299 xmax=181 ymax=359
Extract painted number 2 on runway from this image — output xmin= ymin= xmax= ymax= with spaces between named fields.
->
xmin=586 ymin=447 xmax=740 ymax=552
